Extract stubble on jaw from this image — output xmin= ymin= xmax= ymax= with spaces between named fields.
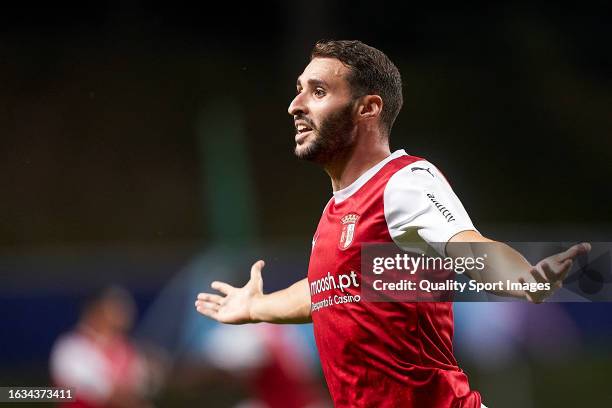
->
xmin=294 ymin=101 xmax=356 ymax=165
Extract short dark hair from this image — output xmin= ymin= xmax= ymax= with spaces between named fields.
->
xmin=311 ymin=39 xmax=403 ymax=136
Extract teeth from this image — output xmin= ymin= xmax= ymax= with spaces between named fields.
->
xmin=297 ymin=124 xmax=311 ymax=132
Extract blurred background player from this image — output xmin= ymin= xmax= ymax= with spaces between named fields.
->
xmin=50 ymin=286 xmax=158 ymax=408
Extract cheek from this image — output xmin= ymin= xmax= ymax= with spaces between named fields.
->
xmin=311 ymin=106 xmax=334 ymax=129
xmin=320 ymin=100 xmax=351 ymax=119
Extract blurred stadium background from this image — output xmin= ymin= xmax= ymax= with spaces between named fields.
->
xmin=1 ymin=1 xmax=611 ymax=407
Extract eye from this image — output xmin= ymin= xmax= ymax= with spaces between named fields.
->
xmin=313 ymin=87 xmax=326 ymax=97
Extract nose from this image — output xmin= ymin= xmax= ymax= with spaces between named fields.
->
xmin=288 ymin=92 xmax=307 ymax=116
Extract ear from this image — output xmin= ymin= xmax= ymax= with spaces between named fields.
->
xmin=357 ymin=95 xmax=383 ymax=122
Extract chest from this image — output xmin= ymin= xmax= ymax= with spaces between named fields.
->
xmin=308 ymin=194 xmax=392 ymax=284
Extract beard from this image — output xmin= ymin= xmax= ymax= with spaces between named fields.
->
xmin=294 ymin=101 xmax=356 ymax=164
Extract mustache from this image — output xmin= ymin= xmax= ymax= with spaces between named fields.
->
xmin=294 ymin=115 xmax=316 ymax=130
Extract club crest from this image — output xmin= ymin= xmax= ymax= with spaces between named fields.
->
xmin=339 ymin=213 xmax=360 ymax=250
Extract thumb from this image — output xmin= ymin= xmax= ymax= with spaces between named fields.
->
xmin=249 ymin=260 xmax=265 ymax=289
xmin=557 ymin=259 xmax=573 ymax=283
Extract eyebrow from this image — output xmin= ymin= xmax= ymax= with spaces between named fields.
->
xmin=296 ymin=78 xmax=329 ymax=89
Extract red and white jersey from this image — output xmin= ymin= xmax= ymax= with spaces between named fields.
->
xmin=50 ymin=329 xmax=147 ymax=408
xmin=307 ymin=149 xmax=481 ymax=408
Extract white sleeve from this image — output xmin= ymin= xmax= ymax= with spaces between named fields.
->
xmin=383 ymin=160 xmax=477 ymax=256
xmin=50 ymin=334 xmax=112 ymax=403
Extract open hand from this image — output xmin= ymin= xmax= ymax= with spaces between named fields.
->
xmin=195 ymin=260 xmax=265 ymax=324
xmin=521 ymin=242 xmax=591 ymax=303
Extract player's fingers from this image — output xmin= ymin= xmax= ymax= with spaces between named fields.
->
xmin=519 ymin=277 xmax=536 ymax=303
xmin=555 ymin=242 xmax=591 ymax=262
xmin=521 ymin=268 xmax=538 ymax=285
xmin=195 ymin=304 xmax=218 ymax=318
xmin=557 ymin=259 xmax=573 ymax=283
xmin=211 ymin=281 xmax=235 ymax=295
xmin=250 ymin=260 xmax=265 ymax=281
xmin=195 ymin=300 xmax=219 ymax=312
xmin=530 ymin=266 xmax=547 ymax=284
xmin=541 ymin=258 xmax=571 ymax=281
xmin=540 ymin=261 xmax=565 ymax=291
xmin=249 ymin=260 xmax=265 ymax=294
xmin=197 ymin=293 xmax=224 ymax=304
xmin=541 ymin=261 xmax=559 ymax=277
xmin=542 ymin=262 xmax=557 ymax=282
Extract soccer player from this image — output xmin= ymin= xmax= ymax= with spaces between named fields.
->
xmin=50 ymin=287 xmax=154 ymax=408
xmin=195 ymin=40 xmax=590 ymax=407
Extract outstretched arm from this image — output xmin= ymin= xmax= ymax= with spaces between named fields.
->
xmin=448 ymin=230 xmax=591 ymax=303
xmin=195 ymin=260 xmax=312 ymax=324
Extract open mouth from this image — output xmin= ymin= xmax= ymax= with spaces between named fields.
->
xmin=295 ymin=130 xmax=312 ymax=144
xmin=295 ymin=122 xmax=314 ymax=143
xmin=296 ymin=123 xmax=313 ymax=134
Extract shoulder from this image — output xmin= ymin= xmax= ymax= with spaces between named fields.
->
xmin=52 ymin=331 xmax=91 ymax=355
xmin=385 ymin=157 xmax=449 ymax=193
xmin=51 ymin=331 xmax=103 ymax=368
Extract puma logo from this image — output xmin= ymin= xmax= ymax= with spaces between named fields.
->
xmin=411 ymin=167 xmax=434 ymax=177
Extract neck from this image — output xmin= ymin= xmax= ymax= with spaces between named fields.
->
xmin=324 ymin=136 xmax=391 ymax=192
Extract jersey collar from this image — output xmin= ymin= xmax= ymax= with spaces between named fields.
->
xmin=333 ymin=149 xmax=407 ymax=204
